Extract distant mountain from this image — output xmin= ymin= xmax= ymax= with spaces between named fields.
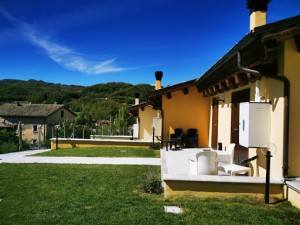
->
xmin=0 ymin=79 xmax=154 ymax=112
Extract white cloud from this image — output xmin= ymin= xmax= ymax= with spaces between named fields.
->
xmin=26 ymin=32 xmax=125 ymax=74
xmin=0 ymin=8 xmax=126 ymax=75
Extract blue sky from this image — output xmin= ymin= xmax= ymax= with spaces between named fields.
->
xmin=0 ymin=0 xmax=299 ymax=87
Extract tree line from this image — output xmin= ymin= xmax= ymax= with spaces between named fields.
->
xmin=0 ymin=79 xmax=154 ymax=126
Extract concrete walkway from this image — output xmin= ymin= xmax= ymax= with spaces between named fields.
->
xmin=0 ymin=149 xmax=161 ymax=166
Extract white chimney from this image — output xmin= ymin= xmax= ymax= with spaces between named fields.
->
xmin=134 ymin=93 xmax=140 ymax=105
xmin=155 ymin=71 xmax=163 ymax=90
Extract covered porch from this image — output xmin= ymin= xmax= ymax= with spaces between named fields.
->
xmin=161 ymin=147 xmax=283 ymax=199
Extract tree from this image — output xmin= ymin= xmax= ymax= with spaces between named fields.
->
xmin=81 ymin=99 xmax=121 ymax=122
xmin=114 ymin=104 xmax=135 ymax=135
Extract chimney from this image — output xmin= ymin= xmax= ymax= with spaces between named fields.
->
xmin=247 ymin=0 xmax=270 ymax=31
xmin=155 ymin=71 xmax=163 ymax=90
xmin=134 ymin=93 xmax=140 ymax=105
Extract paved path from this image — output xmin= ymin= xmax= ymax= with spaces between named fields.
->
xmin=0 ymin=149 xmax=161 ymax=166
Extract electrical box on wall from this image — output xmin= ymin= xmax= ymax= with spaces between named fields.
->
xmin=133 ymin=123 xmax=139 ymax=138
xmin=152 ymin=117 xmax=162 ymax=137
xmin=239 ymin=102 xmax=271 ymax=148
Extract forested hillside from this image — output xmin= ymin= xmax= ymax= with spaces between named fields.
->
xmin=0 ymin=79 xmax=83 ymax=105
xmin=0 ymin=79 xmax=154 ymax=123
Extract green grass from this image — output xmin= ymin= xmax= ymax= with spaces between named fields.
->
xmin=0 ymin=164 xmax=299 ymax=225
xmin=32 ymin=147 xmax=160 ymax=158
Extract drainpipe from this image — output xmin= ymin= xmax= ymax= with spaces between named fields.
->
xmin=237 ymin=51 xmax=290 ymax=178
xmin=237 ymin=52 xmax=261 ymax=76
xmin=237 ymin=52 xmax=262 ymax=102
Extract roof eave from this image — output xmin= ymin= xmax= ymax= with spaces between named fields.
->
xmin=195 ymin=33 xmax=256 ymax=86
xmin=147 ymin=79 xmax=197 ymax=99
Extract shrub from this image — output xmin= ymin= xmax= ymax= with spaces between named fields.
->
xmin=149 ymin=143 xmax=161 ymax=150
xmin=0 ymin=129 xmax=21 ymax=154
xmin=42 ymin=139 xmax=51 ymax=148
xmin=0 ymin=129 xmax=31 ymax=153
xmin=0 ymin=142 xmax=18 ymax=154
xmin=141 ymin=167 xmax=163 ymax=194
xmin=0 ymin=129 xmax=18 ymax=145
xmin=21 ymin=141 xmax=30 ymax=151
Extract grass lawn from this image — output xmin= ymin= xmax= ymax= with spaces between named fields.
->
xmin=0 ymin=164 xmax=300 ymax=225
xmin=32 ymin=147 xmax=160 ymax=158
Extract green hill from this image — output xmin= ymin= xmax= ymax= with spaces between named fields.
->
xmin=0 ymin=79 xmax=154 ymax=120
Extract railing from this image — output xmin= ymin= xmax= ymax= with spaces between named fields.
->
xmin=53 ymin=124 xmax=133 ymax=139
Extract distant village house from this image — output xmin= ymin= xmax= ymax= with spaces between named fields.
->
xmin=0 ymin=103 xmax=76 ymax=145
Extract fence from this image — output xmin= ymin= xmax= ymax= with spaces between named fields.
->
xmin=53 ymin=124 xmax=133 ymax=139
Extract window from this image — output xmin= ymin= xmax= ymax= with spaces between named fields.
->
xmin=61 ymin=110 xmax=64 ymax=118
xmin=33 ymin=125 xmax=38 ymax=133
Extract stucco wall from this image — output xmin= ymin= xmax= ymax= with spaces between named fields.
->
xmin=138 ymin=106 xmax=157 ymax=141
xmin=283 ymin=39 xmax=300 ymax=177
xmin=50 ymin=138 xmax=150 ymax=149
xmin=211 ymin=79 xmax=285 ymax=177
xmin=21 ymin=124 xmax=45 ymax=143
xmin=164 ymin=180 xmax=283 ymax=199
xmin=162 ymin=86 xmax=210 ymax=147
xmin=46 ymin=108 xmax=76 ymax=124
xmin=287 ymin=187 xmax=300 ymax=209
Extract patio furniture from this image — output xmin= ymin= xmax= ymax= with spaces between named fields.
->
xmin=196 ymin=151 xmax=218 ymax=175
xmin=185 ymin=128 xmax=198 ymax=148
xmin=218 ymin=163 xmax=251 ymax=176
xmin=217 ymin=143 xmax=251 ymax=176
xmin=170 ymin=128 xmax=184 ymax=149
xmin=217 ymin=143 xmax=235 ymax=164
xmin=161 ymin=139 xmax=180 ymax=151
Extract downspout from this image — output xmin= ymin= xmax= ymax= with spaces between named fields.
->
xmin=237 ymin=51 xmax=290 ymax=178
xmin=237 ymin=52 xmax=262 ymax=102
xmin=237 ymin=52 xmax=261 ymax=76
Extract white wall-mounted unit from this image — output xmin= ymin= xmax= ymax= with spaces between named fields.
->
xmin=239 ymin=102 xmax=271 ymax=148
xmin=152 ymin=117 xmax=162 ymax=138
xmin=133 ymin=123 xmax=139 ymax=138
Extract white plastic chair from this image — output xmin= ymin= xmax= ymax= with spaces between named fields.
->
xmin=196 ymin=151 xmax=218 ymax=175
xmin=226 ymin=143 xmax=235 ymax=164
xmin=218 ymin=143 xmax=251 ymax=176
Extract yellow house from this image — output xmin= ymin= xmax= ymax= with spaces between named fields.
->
xmin=128 ymin=72 xmax=161 ymax=142
xmin=128 ymin=102 xmax=158 ymax=142
xmin=192 ymin=1 xmax=300 ymax=206
xmin=147 ymin=78 xmax=210 ymax=147
xmin=0 ymin=103 xmax=76 ymax=146
xmin=130 ymin=71 xmax=210 ymax=147
xmin=145 ymin=0 xmax=300 ymax=207
xmin=195 ymin=8 xmax=300 ymax=179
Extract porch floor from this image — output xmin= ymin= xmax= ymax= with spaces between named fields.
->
xmin=160 ymin=147 xmax=283 ymax=198
xmin=161 ymin=147 xmax=212 ymax=175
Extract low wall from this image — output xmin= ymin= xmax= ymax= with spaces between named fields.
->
xmin=286 ymin=181 xmax=300 ymax=209
xmin=163 ymin=174 xmax=283 ymax=199
xmin=160 ymin=149 xmax=283 ymax=199
xmin=50 ymin=138 xmax=152 ymax=150
xmin=90 ymin=135 xmax=135 ymax=140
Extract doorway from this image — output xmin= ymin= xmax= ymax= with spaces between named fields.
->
xmin=231 ymin=89 xmax=250 ymax=164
